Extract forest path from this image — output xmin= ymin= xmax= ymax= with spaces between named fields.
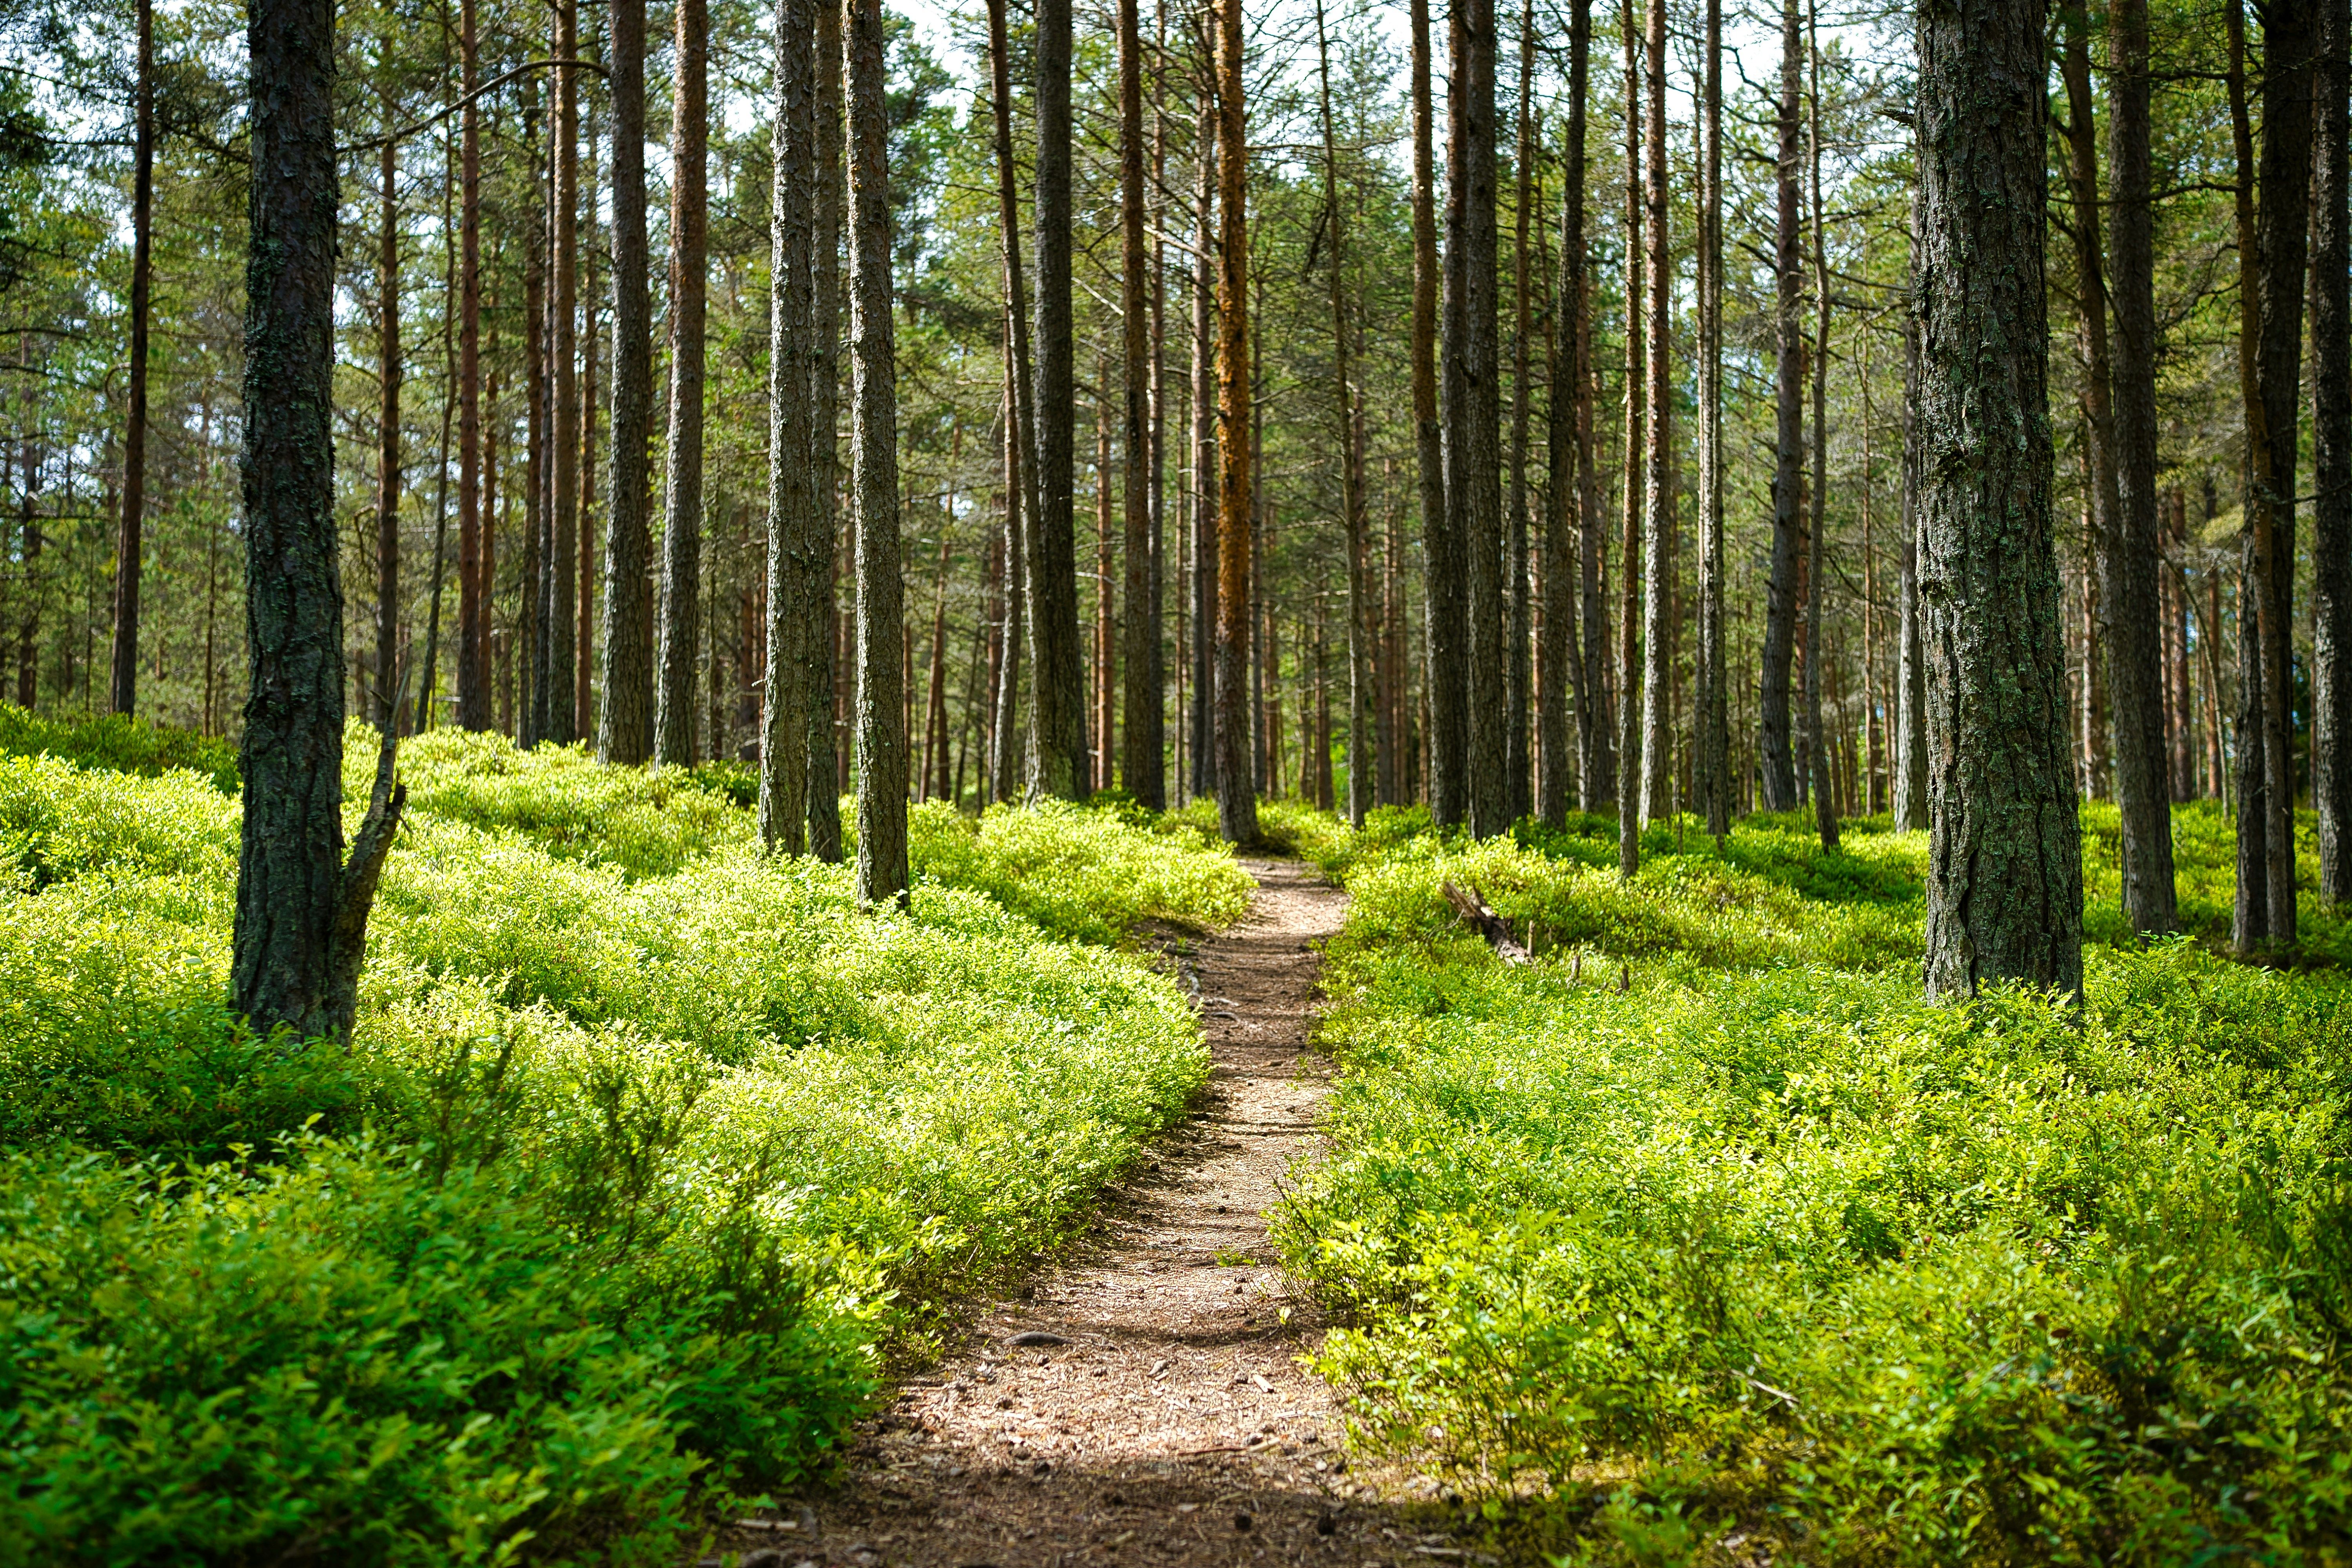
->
xmin=706 ymin=858 xmax=1472 ymax=1568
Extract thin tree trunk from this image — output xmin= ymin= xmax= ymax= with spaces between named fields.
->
xmin=1028 ymin=0 xmax=1085 ymax=798
xmin=2103 ymin=0 xmax=2178 ymax=927
xmin=1894 ymin=198 xmax=1927 ymax=829
xmin=522 ymin=86 xmax=547 ymax=745
xmin=808 ymin=4 xmax=846 ymax=860
xmin=1696 ymin=0 xmax=1726 ymax=837
xmin=1096 ymin=382 xmax=1116 ymax=787
xmin=1804 ymin=15 xmax=1836 ymax=849
xmin=1314 ymin=0 xmax=1370 ymax=826
xmin=456 ymin=0 xmax=488 ymax=730
xmin=844 ymin=0 xmax=906 ymax=904
xmin=577 ymin=105 xmax=598 ymax=739
xmin=1118 ymin=0 xmax=1164 ymax=806
xmin=654 ymin=0 xmax=708 ymax=766
xmin=1191 ymin=37 xmax=1218 ymax=802
xmin=760 ymin=0 xmax=818 ymax=853
xmin=2060 ymin=13 xmax=2121 ymax=811
xmin=1411 ymin=0 xmax=1460 ymax=823
xmin=1449 ymin=0 xmax=1504 ymax=837
xmin=1213 ymin=0 xmax=1258 ymax=843
xmin=1565 ymin=0 xmax=1609 ymax=811
xmin=1505 ymin=0 xmax=1535 ymax=824
xmin=597 ymin=0 xmax=653 ymax=762
xmin=1759 ymin=0 xmax=1802 ymax=811
xmin=418 ymin=94 xmax=458 ymax=731
xmin=234 ymin=0 xmax=404 ymax=1042
xmin=547 ymin=1 xmax=579 ymax=744
xmin=1915 ymin=0 xmax=2082 ymax=1000
xmin=373 ymin=101 xmax=403 ymax=734
xmin=993 ymin=343 xmax=1027 ymax=801
xmin=110 ymin=0 xmax=153 ymax=717
xmin=1616 ymin=0 xmax=1642 ymax=875
xmin=2317 ymin=0 xmax=2352 ymax=900
xmin=1639 ymin=0 xmax=1673 ymax=824
xmin=986 ymin=0 xmax=1039 ymax=804
xmin=1538 ymin=12 xmax=1590 ymax=828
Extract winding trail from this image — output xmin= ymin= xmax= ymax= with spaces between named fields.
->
xmin=706 ymin=859 xmax=1474 ymax=1568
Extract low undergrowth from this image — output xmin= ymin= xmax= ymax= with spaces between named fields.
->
xmin=0 ymin=725 xmax=1245 ymax=1564
xmin=1275 ymin=807 xmax=2352 ymax=1566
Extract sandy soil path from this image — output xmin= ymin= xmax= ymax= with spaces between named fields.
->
xmin=702 ymin=858 xmax=1477 ymax=1568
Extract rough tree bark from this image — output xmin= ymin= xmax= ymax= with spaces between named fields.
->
xmin=2103 ymin=0 xmax=2179 ymax=928
xmin=986 ymin=0 xmax=1040 ymax=804
xmin=808 ymin=0 xmax=846 ymax=861
xmin=760 ymin=0 xmax=818 ymax=853
xmin=1213 ymin=0 xmax=1259 ymax=844
xmin=372 ymin=98 xmax=403 ymax=734
xmin=1638 ymin=0 xmax=1673 ymax=823
xmin=598 ymin=0 xmax=653 ymax=764
xmin=1538 ymin=0 xmax=1592 ymax=828
xmin=654 ymin=0 xmax=708 ymax=766
xmin=1505 ymin=0 xmax=1535 ymax=824
xmin=1759 ymin=0 xmax=1803 ymax=812
xmin=456 ymin=0 xmax=488 ymax=730
xmin=1449 ymin=0 xmax=1504 ymax=837
xmin=1028 ymin=0 xmax=1085 ymax=799
xmin=110 ymin=0 xmax=152 ymax=717
xmin=547 ymin=1 xmax=579 ymax=744
xmin=1915 ymin=0 xmax=2083 ymax=1000
xmin=2318 ymin=0 xmax=2352 ymax=900
xmin=234 ymin=0 xmax=405 ymax=1042
xmin=1696 ymin=0 xmax=1727 ymax=836
xmin=1315 ymin=0 xmax=1370 ymax=826
xmin=847 ymin=0 xmax=907 ymax=907
xmin=1804 ymin=12 xmax=1836 ymax=849
xmin=1118 ymin=0 xmax=1163 ymax=807
xmin=1411 ymin=0 xmax=1461 ymax=826
xmin=1616 ymin=0 xmax=1642 ymax=874
xmin=1190 ymin=31 xmax=1218 ymax=803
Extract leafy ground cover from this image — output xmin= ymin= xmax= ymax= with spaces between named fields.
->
xmin=0 ymin=717 xmax=1250 ymax=1565
xmin=1274 ymin=808 xmax=2352 ymax=1566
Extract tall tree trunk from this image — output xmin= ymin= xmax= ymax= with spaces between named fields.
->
xmin=1411 ymin=0 xmax=1460 ymax=822
xmin=1539 ymin=20 xmax=1590 ymax=828
xmin=1915 ymin=0 xmax=2082 ymax=1000
xmin=1118 ymin=0 xmax=1164 ymax=806
xmin=1213 ymin=0 xmax=1258 ymax=843
xmin=1096 ymin=381 xmax=1116 ymax=787
xmin=110 ymin=0 xmax=152 ymax=717
xmin=522 ymin=87 xmax=547 ymax=746
xmin=654 ymin=0 xmax=708 ymax=766
xmin=372 ymin=102 xmax=403 ymax=734
xmin=1565 ymin=0 xmax=1609 ymax=811
xmin=1147 ymin=0 xmax=1170 ymax=808
xmin=986 ymin=0 xmax=1040 ymax=804
xmin=1695 ymin=0 xmax=1726 ymax=836
xmin=1638 ymin=0 xmax=1673 ymax=823
xmin=598 ymin=0 xmax=653 ymax=762
xmin=2060 ymin=13 xmax=2121 ymax=809
xmin=1759 ymin=0 xmax=1802 ymax=811
xmin=846 ymin=0 xmax=907 ymax=905
xmin=1027 ymin=0 xmax=1085 ymax=798
xmin=760 ymin=0 xmax=819 ymax=852
xmin=456 ymin=0 xmax=487 ymax=729
xmin=1191 ymin=38 xmax=1218 ymax=802
xmin=808 ymin=2 xmax=846 ymax=860
xmin=2103 ymin=0 xmax=2178 ymax=927
xmin=1894 ymin=187 xmax=1928 ymax=829
xmin=1616 ymin=0 xmax=1642 ymax=874
xmin=576 ymin=105 xmax=598 ymax=740
xmin=1315 ymin=0 xmax=1370 ymax=826
xmin=1450 ymin=0 xmax=1504 ymax=837
xmin=2317 ymin=0 xmax=2352 ymax=900
xmin=1805 ymin=13 xmax=1837 ymax=849
xmin=547 ymin=1 xmax=579 ymax=744
xmin=234 ymin=0 xmax=404 ymax=1042
xmin=1504 ymin=0 xmax=1536 ymax=824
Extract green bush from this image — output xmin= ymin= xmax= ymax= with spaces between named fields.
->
xmin=0 ymin=726 xmax=1238 ymax=1560
xmin=0 ymin=702 xmax=240 ymax=793
xmin=1275 ymin=806 xmax=2352 ymax=1565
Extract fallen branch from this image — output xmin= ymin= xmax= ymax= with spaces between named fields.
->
xmin=1440 ymin=882 xmax=1532 ymax=966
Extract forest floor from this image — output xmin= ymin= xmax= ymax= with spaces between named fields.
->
xmin=700 ymin=858 xmax=1476 ymax=1568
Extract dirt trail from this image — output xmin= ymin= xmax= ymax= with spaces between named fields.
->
xmin=706 ymin=858 xmax=1474 ymax=1568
